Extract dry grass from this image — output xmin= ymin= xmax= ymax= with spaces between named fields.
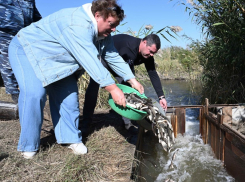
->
xmin=0 ymin=119 xmax=135 ymax=182
xmin=77 ymin=73 xmax=111 ymax=110
xmin=61 ymin=127 xmax=135 ymax=182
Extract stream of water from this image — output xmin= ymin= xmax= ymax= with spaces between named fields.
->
xmin=140 ymin=80 xmax=235 ymax=182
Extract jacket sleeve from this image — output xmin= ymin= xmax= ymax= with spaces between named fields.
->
xmin=33 ymin=1 xmax=42 ymax=22
xmin=144 ymin=57 xmax=165 ymax=97
xmin=59 ymin=25 xmax=115 ymax=87
xmin=102 ymin=36 xmax=135 ymax=81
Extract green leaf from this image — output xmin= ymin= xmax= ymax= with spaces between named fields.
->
xmin=156 ymin=27 xmax=167 ymax=34
xmin=119 ymin=22 xmax=128 ymax=26
xmin=166 ymin=30 xmax=177 ymax=40
xmin=160 ymin=33 xmax=171 ymax=43
xmin=212 ymin=23 xmax=225 ymax=26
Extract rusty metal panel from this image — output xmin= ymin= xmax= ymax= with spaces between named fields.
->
xmin=175 ymin=108 xmax=185 ymax=135
xmin=226 ymin=129 xmax=245 ymax=155
xmin=226 ymin=132 xmax=233 ymax=142
xmin=224 ymin=137 xmax=245 ymax=182
xmin=207 ymin=120 xmax=211 ymax=144
xmin=210 ymin=123 xmax=215 ymax=152
xmin=215 ymin=126 xmax=220 ymax=159
xmin=202 ymin=117 xmax=207 ymax=143
xmin=217 ymin=113 xmax=222 ymax=125
xmin=231 ymin=144 xmax=245 ymax=161
xmin=221 ymin=130 xmax=225 ymax=162
xmin=171 ymin=114 xmax=177 ymax=138
xmin=175 ymin=115 xmax=177 ymax=138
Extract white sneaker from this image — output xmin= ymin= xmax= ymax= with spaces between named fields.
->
xmin=22 ymin=151 xmax=36 ymax=159
xmin=68 ymin=143 xmax=87 ymax=155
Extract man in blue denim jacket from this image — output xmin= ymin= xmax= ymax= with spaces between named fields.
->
xmin=8 ymin=0 xmax=144 ymax=159
xmin=0 ymin=0 xmax=41 ymax=103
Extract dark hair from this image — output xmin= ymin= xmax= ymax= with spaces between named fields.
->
xmin=143 ymin=34 xmax=161 ymax=50
xmin=91 ymin=0 xmax=125 ymax=22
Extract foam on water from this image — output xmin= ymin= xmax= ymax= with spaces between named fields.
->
xmin=155 ymin=134 xmax=235 ymax=182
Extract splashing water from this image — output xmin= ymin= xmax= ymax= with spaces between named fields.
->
xmin=155 ymin=134 xmax=234 ymax=182
xmin=141 ymin=80 xmax=234 ymax=182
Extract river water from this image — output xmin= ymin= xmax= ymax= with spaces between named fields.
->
xmin=140 ymin=80 xmax=235 ymax=182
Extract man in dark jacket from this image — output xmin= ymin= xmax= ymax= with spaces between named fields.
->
xmin=82 ymin=34 xmax=167 ymax=133
xmin=0 ymin=0 xmax=41 ymax=103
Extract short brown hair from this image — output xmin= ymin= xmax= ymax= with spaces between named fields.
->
xmin=91 ymin=0 xmax=125 ymax=22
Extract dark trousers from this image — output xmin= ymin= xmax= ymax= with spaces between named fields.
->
xmin=82 ymin=58 xmax=131 ymax=123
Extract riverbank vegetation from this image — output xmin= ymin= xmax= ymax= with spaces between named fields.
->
xmin=76 ymin=44 xmax=202 ymax=110
xmin=135 ymin=45 xmax=202 ymax=81
xmin=181 ymin=0 xmax=245 ymax=104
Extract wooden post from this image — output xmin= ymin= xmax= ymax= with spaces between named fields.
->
xmin=205 ymin=98 xmax=209 ymax=114
xmin=175 ymin=115 xmax=177 ymax=137
xmin=205 ymin=98 xmax=209 ymax=144
xmin=175 ymin=108 xmax=185 ymax=135
xmin=217 ymin=113 xmax=222 ymax=160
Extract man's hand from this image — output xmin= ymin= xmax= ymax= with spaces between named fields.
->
xmin=127 ymin=78 xmax=144 ymax=94
xmin=159 ymin=97 xmax=167 ymax=111
xmin=104 ymin=84 xmax=126 ymax=107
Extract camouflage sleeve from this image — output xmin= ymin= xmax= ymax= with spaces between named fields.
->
xmin=33 ymin=1 xmax=41 ymax=22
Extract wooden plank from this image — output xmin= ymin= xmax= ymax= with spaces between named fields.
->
xmin=208 ymin=112 xmax=217 ymax=119
xmin=175 ymin=115 xmax=177 ymax=137
xmin=205 ymin=119 xmax=209 ymax=144
xmin=166 ymin=108 xmax=175 ymax=114
xmin=175 ymin=108 xmax=185 ymax=135
xmin=171 ymin=114 xmax=175 ymax=137
xmin=168 ymin=105 xmax=203 ymax=109
xmin=167 ymin=104 xmax=238 ymax=109
xmin=208 ymin=104 xmax=239 ymax=108
xmin=205 ymin=113 xmax=220 ymax=127
xmin=0 ymin=101 xmax=18 ymax=120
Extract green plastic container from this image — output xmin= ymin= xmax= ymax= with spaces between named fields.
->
xmin=108 ymin=84 xmax=148 ymax=120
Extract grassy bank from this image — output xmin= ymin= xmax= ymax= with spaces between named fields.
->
xmin=0 ymin=108 xmax=136 ymax=182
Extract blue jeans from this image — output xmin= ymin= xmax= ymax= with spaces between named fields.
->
xmin=9 ymin=36 xmax=82 ymax=152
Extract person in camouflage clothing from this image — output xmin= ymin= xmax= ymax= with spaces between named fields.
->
xmin=0 ymin=0 xmax=41 ymax=103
